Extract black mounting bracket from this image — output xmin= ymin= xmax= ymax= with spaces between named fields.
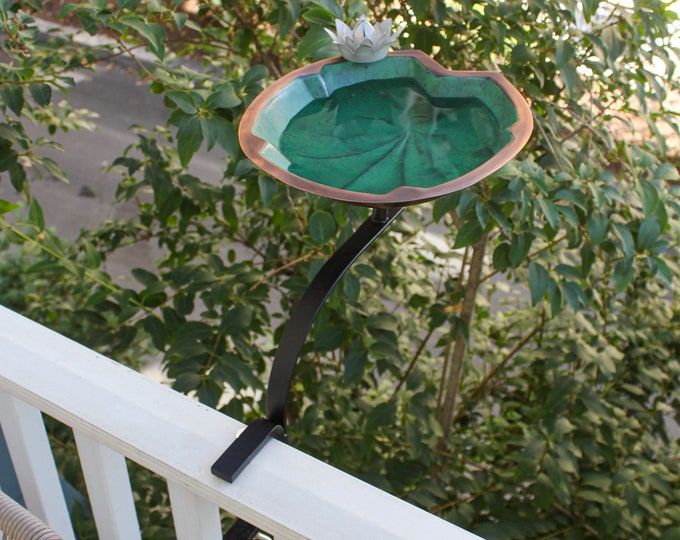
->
xmin=211 ymin=207 xmax=403 ymax=539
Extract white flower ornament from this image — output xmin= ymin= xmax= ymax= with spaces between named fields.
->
xmin=325 ymin=16 xmax=405 ymax=63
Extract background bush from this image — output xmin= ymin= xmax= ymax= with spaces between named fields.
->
xmin=1 ymin=0 xmax=680 ymax=537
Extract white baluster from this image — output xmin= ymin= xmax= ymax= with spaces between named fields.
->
xmin=0 ymin=391 xmax=75 ymax=540
xmin=74 ymin=429 xmax=141 ymax=540
xmin=167 ymin=480 xmax=222 ymax=540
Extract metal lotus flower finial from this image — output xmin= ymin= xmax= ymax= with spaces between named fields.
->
xmin=325 ymin=15 xmax=404 ymax=63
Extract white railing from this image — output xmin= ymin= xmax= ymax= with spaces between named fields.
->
xmin=0 ymin=306 xmax=481 ymax=540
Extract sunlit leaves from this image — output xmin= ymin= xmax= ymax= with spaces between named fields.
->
xmin=165 ymin=85 xmax=242 ymax=165
xmin=118 ymin=15 xmax=166 ymax=60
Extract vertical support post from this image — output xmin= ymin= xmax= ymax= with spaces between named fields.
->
xmin=0 ymin=391 xmax=76 ymax=540
xmin=167 ymin=480 xmax=222 ymax=540
xmin=73 ymin=429 xmax=142 ymax=540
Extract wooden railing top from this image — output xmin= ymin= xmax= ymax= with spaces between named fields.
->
xmin=0 ymin=306 xmax=480 ymax=539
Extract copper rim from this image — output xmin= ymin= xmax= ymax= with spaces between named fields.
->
xmin=238 ymin=50 xmax=533 ymax=208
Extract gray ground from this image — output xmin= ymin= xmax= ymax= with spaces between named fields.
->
xmin=0 ymin=58 xmax=226 ymax=279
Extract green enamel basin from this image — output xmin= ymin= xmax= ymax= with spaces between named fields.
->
xmin=239 ymin=51 xmax=532 ymax=207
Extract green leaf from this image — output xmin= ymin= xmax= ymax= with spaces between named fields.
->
xmin=562 ymin=281 xmax=587 ymax=311
xmin=588 ymin=213 xmax=608 ymax=245
xmin=0 ymin=146 xmax=18 ymax=172
xmin=172 ymin=11 xmax=188 ymax=31
xmin=221 ymin=305 xmax=254 ymax=336
xmin=511 ymin=43 xmax=536 ymax=65
xmin=556 ymin=39 xmax=575 ymax=68
xmin=313 ymin=325 xmax=346 ymax=351
xmin=0 ymin=200 xmax=21 ymax=215
xmin=559 ymin=63 xmax=578 ymax=96
xmin=492 ymin=242 xmax=511 ymax=270
xmin=343 ymin=349 xmax=367 ymax=385
xmin=40 ymin=157 xmax=69 ymax=182
xmin=367 ymin=312 xmax=399 ymax=332
xmin=580 ymin=243 xmax=595 ymax=277
xmin=614 ymin=259 xmax=633 ymax=293
xmin=8 ymin=163 xmax=27 ymax=193
xmin=601 ymin=25 xmax=625 ymax=61
xmin=143 ymin=316 xmax=167 ymax=349
xmin=652 ymin=256 xmax=673 ymax=284
xmin=258 ymin=176 xmax=278 ymax=206
xmin=509 ymin=233 xmax=531 ymax=268
xmin=653 ymin=162 xmax=679 ymax=181
xmin=366 ymin=400 xmax=397 ymax=430
xmin=528 ymin=262 xmax=550 ymax=306
xmin=632 ymin=145 xmax=656 ymax=168
xmin=346 ymin=0 xmax=368 ymax=16
xmin=408 ymin=0 xmax=430 ymax=18
xmin=0 ymin=85 xmax=24 ymax=116
xmin=660 ymin=529 xmax=680 ymax=540
xmin=475 ymin=200 xmax=489 ymax=229
xmin=120 ymin=16 xmax=166 ymax=60
xmin=279 ymin=80 xmax=496 ymax=194
xmin=198 ymin=116 xmax=219 ymax=151
xmin=302 ymin=7 xmax=336 ymax=26
xmin=488 ymin=202 xmax=512 ymax=229
xmin=344 ymin=272 xmax=361 ymax=303
xmin=242 ymin=65 xmax=269 ymax=86
xmin=173 ymin=373 xmax=202 ymax=393
xmin=117 ymin=0 xmax=140 ymax=9
xmin=432 ymin=193 xmax=459 ymax=223
xmin=165 ymin=91 xmax=197 ymax=114
xmin=297 ymin=25 xmax=335 ymax=61
xmin=612 ymin=223 xmax=634 ymax=261
xmin=637 ymin=217 xmax=661 ymax=251
xmin=76 ymin=10 xmax=99 ymax=35
xmin=537 ymin=198 xmax=559 ymax=230
xmin=204 ymin=84 xmax=241 ymax=109
xmin=308 ymin=0 xmax=343 ymax=18
xmin=309 ymin=210 xmax=336 ymax=244
xmin=176 ymin=116 xmax=203 ymax=167
xmin=547 ymin=279 xmax=562 ymax=317
xmin=28 ymin=83 xmax=51 ymax=107
xmin=581 ymin=0 xmax=601 ymax=22
xmin=82 ymin=240 xmax=102 ymax=269
xmin=213 ymin=121 xmax=238 ymax=161
xmin=132 ymin=267 xmax=159 ymax=286
xmin=28 ymin=198 xmax=45 ymax=231
xmin=638 ymin=180 xmax=660 ymax=216
xmin=277 ymin=0 xmax=301 ymax=36
xmin=453 ymin=219 xmax=483 ymax=249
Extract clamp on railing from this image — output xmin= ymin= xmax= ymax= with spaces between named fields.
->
xmin=211 ymin=207 xmax=403 ymax=539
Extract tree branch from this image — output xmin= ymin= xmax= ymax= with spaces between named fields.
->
xmin=439 ymin=233 xmax=488 ymax=438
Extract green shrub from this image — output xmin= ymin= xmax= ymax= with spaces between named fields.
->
xmin=2 ymin=0 xmax=680 ymax=536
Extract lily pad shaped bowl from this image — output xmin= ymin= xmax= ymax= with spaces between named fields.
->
xmin=239 ymin=50 xmax=533 ymax=207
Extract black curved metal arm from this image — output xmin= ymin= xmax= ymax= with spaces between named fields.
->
xmin=212 ymin=207 xmax=403 ymax=488
xmin=266 ymin=206 xmax=403 ymax=427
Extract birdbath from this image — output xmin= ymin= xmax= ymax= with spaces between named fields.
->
xmin=212 ymin=50 xmax=532 ymax=489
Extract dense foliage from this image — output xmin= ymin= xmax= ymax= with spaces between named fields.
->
xmin=2 ymin=0 xmax=680 ymax=537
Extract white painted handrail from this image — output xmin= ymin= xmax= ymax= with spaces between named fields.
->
xmin=0 ymin=305 xmax=481 ymax=539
